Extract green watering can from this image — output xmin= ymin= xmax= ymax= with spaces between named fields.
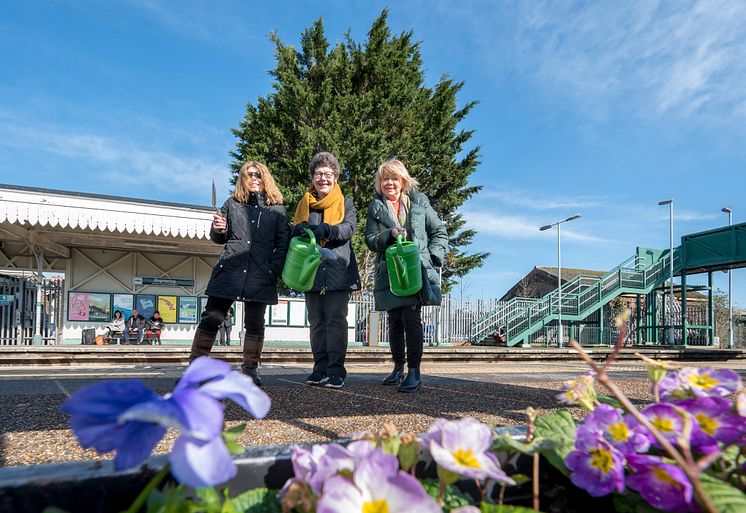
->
xmin=386 ymin=233 xmax=423 ymax=297
xmin=282 ymin=227 xmax=321 ymax=292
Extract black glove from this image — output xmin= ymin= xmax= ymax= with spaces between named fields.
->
xmin=310 ymin=223 xmax=331 ymax=241
xmin=292 ymin=224 xmax=308 ymax=237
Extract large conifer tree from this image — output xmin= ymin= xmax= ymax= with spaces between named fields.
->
xmin=231 ymin=10 xmax=487 ymax=291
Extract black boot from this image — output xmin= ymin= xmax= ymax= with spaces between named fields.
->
xmin=382 ymin=364 xmax=405 ymax=386
xmin=398 ymin=367 xmax=421 ymax=393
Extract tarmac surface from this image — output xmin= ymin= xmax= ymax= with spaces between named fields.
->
xmin=2 ymin=359 xmax=746 ymax=469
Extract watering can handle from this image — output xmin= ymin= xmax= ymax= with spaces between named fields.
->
xmin=303 ymin=226 xmax=316 ymax=246
xmin=396 ymin=233 xmax=404 ymax=249
xmin=299 ymin=254 xmax=320 ymax=284
xmin=393 ymin=255 xmax=409 ymax=289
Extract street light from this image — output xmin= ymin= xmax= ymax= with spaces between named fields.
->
xmin=722 ymin=207 xmax=733 ymax=349
xmin=540 ymin=214 xmax=581 ymax=348
xmin=659 ymin=199 xmax=674 ymax=347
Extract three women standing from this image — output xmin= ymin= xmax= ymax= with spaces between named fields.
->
xmin=189 ymin=161 xmax=290 ymax=386
xmin=365 ymin=159 xmax=448 ymax=392
xmin=291 ymin=152 xmax=360 ymax=389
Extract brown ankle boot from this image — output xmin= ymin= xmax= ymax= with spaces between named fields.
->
xmin=242 ymin=334 xmax=264 ymax=386
xmin=189 ymin=328 xmax=216 ymax=362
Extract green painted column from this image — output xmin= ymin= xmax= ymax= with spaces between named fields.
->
xmin=708 ymin=272 xmax=714 ymax=346
xmin=681 ymin=273 xmax=688 ymax=346
xmin=599 ymin=304 xmax=605 ymax=344
xmin=636 ymin=294 xmax=641 ymax=345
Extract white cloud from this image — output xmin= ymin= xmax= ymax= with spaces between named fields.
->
xmin=444 ymin=1 xmax=746 ymax=127
xmin=463 ymin=210 xmax=608 ymax=243
xmin=480 ymin=185 xmax=607 ymax=211
xmin=0 ymin=115 xmax=231 ymax=200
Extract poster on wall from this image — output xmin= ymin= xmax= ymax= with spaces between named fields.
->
xmin=270 ymin=300 xmax=288 ymax=325
xmin=178 ymin=297 xmax=198 ymax=324
xmin=158 ymin=295 xmax=178 ymax=323
xmin=112 ymin=294 xmax=134 ymax=320
xmin=135 ymin=294 xmax=157 ymax=319
xmin=88 ymin=293 xmax=111 ymax=321
xmin=68 ymin=292 xmax=90 ymax=321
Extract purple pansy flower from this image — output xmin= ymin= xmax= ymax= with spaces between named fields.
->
xmin=626 ymin=455 xmax=698 ymax=513
xmin=317 ymin=449 xmax=440 ymax=513
xmin=674 ymin=397 xmax=746 ymax=452
xmin=62 ymin=356 xmax=271 ymax=488
xmin=635 ymin=403 xmax=687 ymax=448
xmin=427 ymin=417 xmax=514 ymax=484
xmin=565 ymin=431 xmax=625 ymax=497
xmin=578 ymin=404 xmax=649 ymax=454
xmin=659 ymin=368 xmax=742 ymax=400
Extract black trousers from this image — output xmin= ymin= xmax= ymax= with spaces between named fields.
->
xmin=198 ymin=296 xmax=266 ymax=338
xmin=388 ymin=305 xmax=424 ymax=368
xmin=306 ymin=290 xmax=350 ymax=378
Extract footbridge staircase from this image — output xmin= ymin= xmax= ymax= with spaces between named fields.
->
xmin=472 ymin=220 xmax=746 ymax=347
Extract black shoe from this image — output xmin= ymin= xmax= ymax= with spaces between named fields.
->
xmin=398 ymin=368 xmax=421 ymax=393
xmin=325 ymin=376 xmax=344 ymax=389
xmin=243 ymin=368 xmax=262 ymax=387
xmin=382 ymin=365 xmax=405 ymax=386
xmin=305 ymin=372 xmax=328 ymax=386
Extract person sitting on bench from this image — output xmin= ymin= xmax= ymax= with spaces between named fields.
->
xmin=105 ymin=310 xmax=126 ymax=344
xmin=123 ymin=309 xmax=146 ymax=345
xmin=145 ymin=310 xmax=165 ymax=345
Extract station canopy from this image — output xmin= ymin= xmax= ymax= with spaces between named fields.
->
xmin=0 ymin=184 xmax=221 ymax=270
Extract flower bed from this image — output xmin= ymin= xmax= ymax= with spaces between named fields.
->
xmin=7 ymin=337 xmax=746 ymax=513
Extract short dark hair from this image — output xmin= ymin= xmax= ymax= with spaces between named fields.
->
xmin=308 ymin=152 xmax=341 ymax=180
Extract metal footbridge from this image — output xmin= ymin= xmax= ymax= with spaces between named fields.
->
xmin=472 ymin=221 xmax=746 ymax=346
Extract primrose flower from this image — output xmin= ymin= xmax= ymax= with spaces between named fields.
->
xmin=673 ymin=397 xmax=746 ymax=452
xmin=565 ymin=431 xmax=625 ymax=497
xmin=635 ymin=403 xmax=687 ymax=448
xmin=427 ymin=417 xmax=514 ymax=484
xmin=660 ymin=367 xmax=742 ymax=400
xmin=316 ymin=449 xmax=440 ymax=513
xmin=556 ymin=372 xmax=598 ymax=410
xmin=62 ymin=356 xmax=271 ymax=488
xmin=626 ymin=455 xmax=697 ymax=513
xmin=578 ymin=404 xmax=649 ymax=454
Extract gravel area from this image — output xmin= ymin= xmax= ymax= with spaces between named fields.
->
xmin=0 ymin=366 xmax=655 ymax=468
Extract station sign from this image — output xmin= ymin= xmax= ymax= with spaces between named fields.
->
xmin=0 ymin=294 xmax=14 ymax=306
xmin=133 ymin=277 xmax=195 ymax=287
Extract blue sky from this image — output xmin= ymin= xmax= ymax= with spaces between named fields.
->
xmin=1 ymin=1 xmax=745 ymax=304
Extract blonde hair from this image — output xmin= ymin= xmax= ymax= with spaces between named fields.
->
xmin=375 ymin=159 xmax=419 ymax=195
xmin=234 ymin=161 xmax=283 ymax=205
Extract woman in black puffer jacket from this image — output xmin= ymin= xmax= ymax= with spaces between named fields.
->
xmin=290 ymin=152 xmax=360 ymax=389
xmin=189 ymin=161 xmax=290 ymax=386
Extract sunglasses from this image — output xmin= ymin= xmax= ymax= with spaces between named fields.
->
xmin=246 ymin=171 xmax=262 ymax=180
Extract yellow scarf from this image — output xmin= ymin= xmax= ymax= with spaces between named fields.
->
xmin=293 ymin=182 xmax=346 ymax=229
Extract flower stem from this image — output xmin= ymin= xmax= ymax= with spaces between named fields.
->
xmin=532 ymin=453 xmax=540 ymax=512
xmin=123 ymin=463 xmax=171 ymax=513
xmin=570 ymin=341 xmax=718 ymax=513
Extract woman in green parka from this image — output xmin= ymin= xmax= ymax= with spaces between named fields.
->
xmin=365 ymin=159 xmax=448 ymax=392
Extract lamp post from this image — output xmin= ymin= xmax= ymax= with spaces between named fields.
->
xmin=659 ymin=199 xmax=674 ymax=347
xmin=722 ymin=207 xmax=733 ymax=349
xmin=540 ymin=214 xmax=581 ymax=348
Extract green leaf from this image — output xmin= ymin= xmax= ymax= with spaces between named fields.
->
xmin=507 ymin=474 xmax=531 ymax=486
xmin=612 ymin=492 xmax=667 ymax=513
xmin=699 ymin=473 xmax=746 ymax=513
xmin=533 ymin=410 xmax=576 ymax=476
xmin=597 ymin=393 xmax=623 ymax=408
xmin=223 ymin=424 xmax=247 ymax=456
xmin=41 ymin=508 xmax=71 ymax=513
xmin=480 ymin=503 xmax=542 ymax=513
xmin=144 ymin=486 xmax=190 ymax=513
xmin=230 ymin=488 xmax=282 ymax=513
xmin=492 ymin=433 xmax=557 ymax=456
xmin=421 ymin=478 xmax=473 ymax=512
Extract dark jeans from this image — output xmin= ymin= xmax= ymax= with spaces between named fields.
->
xmin=388 ymin=305 xmax=423 ymax=368
xmin=198 ymin=296 xmax=266 ymax=338
xmin=306 ymin=290 xmax=350 ymax=378
xmin=123 ymin=327 xmax=143 ymax=345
